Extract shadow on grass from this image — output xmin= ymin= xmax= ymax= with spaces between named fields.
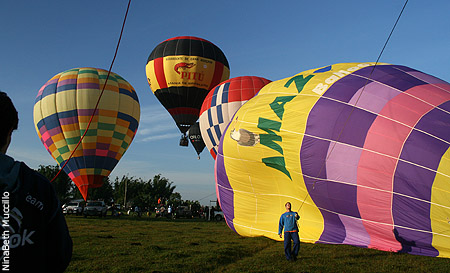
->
xmin=97 ymin=235 xmax=114 ymax=239
xmin=340 ymin=250 xmax=391 ymax=259
xmin=146 ymin=245 xmax=164 ymax=252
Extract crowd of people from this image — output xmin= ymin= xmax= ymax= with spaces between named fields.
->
xmin=108 ymin=203 xmax=214 ymax=220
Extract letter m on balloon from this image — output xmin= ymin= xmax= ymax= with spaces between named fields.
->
xmin=258 ymin=118 xmax=291 ymax=180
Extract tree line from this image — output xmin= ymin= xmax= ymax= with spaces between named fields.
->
xmin=36 ymin=165 xmax=201 ymax=210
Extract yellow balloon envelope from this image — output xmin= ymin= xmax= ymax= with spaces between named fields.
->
xmin=215 ymin=63 xmax=450 ymax=258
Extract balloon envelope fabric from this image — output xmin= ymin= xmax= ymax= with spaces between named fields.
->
xmin=188 ymin=121 xmax=206 ymax=158
xmin=146 ymin=36 xmax=230 ymax=134
xmin=199 ymin=76 xmax=271 ymax=159
xmin=215 ymin=63 xmax=450 ymax=258
xmin=34 ymin=68 xmax=140 ymax=200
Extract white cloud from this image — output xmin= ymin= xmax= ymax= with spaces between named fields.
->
xmin=139 ymin=133 xmax=180 ymax=142
xmin=137 ymin=128 xmax=152 ymax=136
xmin=135 ymin=105 xmax=182 ymax=142
xmin=7 ymin=146 xmax=57 ymax=169
xmin=137 ymin=123 xmax=177 ymax=136
xmin=139 ymin=105 xmax=173 ymax=124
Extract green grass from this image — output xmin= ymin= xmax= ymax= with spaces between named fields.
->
xmin=65 ymin=216 xmax=450 ymax=273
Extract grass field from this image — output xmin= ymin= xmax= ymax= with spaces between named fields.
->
xmin=64 ymin=215 xmax=449 ymax=273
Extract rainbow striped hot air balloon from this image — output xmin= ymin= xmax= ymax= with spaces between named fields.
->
xmin=34 ymin=67 xmax=140 ymax=200
xmin=216 ymin=63 xmax=450 ymax=258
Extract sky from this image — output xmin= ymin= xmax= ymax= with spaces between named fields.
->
xmin=1 ymin=0 xmax=449 ymax=205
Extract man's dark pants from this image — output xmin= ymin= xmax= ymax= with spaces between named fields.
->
xmin=284 ymin=231 xmax=300 ymax=260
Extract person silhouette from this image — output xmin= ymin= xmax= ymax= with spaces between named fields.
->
xmin=0 ymin=91 xmax=72 ymax=272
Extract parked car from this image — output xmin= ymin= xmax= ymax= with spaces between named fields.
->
xmin=214 ymin=210 xmax=224 ymax=221
xmin=174 ymin=206 xmax=192 ymax=218
xmin=83 ymin=200 xmax=107 ymax=217
xmin=62 ymin=201 xmax=84 ymax=215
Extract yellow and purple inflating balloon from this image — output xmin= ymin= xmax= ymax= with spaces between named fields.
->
xmin=216 ymin=63 xmax=450 ymax=258
xmin=33 ymin=68 xmax=140 ymax=200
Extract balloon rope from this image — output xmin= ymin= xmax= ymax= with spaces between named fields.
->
xmin=51 ymin=0 xmax=132 ymax=183
xmin=298 ymin=0 xmax=409 ymax=212
xmin=198 ymin=192 xmax=217 ymax=201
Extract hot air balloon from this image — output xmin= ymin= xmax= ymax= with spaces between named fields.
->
xmin=188 ymin=122 xmax=206 ymax=159
xmin=199 ymin=76 xmax=271 ymax=159
xmin=145 ymin=36 xmax=230 ymax=145
xmin=34 ymin=67 xmax=140 ymax=200
xmin=215 ymin=63 xmax=450 ymax=258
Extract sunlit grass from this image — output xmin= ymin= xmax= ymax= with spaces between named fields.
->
xmin=64 ymin=216 xmax=449 ymax=273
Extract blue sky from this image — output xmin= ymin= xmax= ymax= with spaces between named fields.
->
xmin=1 ymin=1 xmax=449 ymax=205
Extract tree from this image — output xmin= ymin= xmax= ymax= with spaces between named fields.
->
xmin=36 ymin=165 xmax=73 ymax=204
xmin=149 ymin=174 xmax=176 ymax=204
xmin=87 ymin=177 xmax=114 ymax=203
xmin=182 ymin=200 xmax=202 ymax=217
xmin=169 ymin=192 xmax=182 ymax=208
xmin=111 ymin=173 xmax=178 ymax=210
xmin=34 ymin=166 xmax=184 ymax=211
xmin=112 ymin=175 xmax=144 ymax=208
